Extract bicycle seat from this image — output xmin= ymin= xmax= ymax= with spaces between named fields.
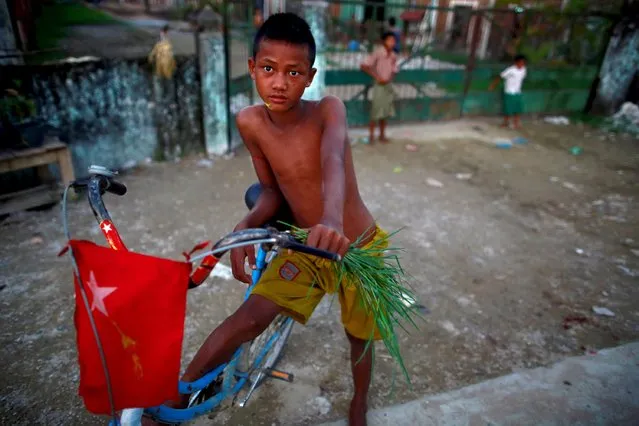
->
xmin=244 ymin=183 xmax=295 ymax=230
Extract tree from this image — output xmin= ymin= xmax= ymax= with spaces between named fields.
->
xmin=589 ymin=0 xmax=639 ymax=114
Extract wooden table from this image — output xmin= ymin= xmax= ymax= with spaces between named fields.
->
xmin=0 ymin=141 xmax=76 ymax=215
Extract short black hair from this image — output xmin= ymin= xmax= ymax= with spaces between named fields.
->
xmin=514 ymin=54 xmax=527 ymax=62
xmin=382 ymin=31 xmax=396 ymax=41
xmin=253 ymin=13 xmax=316 ymax=66
xmin=389 ymin=17 xmax=397 ymax=26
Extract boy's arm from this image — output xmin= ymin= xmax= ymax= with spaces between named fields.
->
xmin=231 ymin=109 xmax=283 ymax=283
xmin=360 ymin=50 xmax=383 ymax=84
xmin=488 ymin=75 xmax=501 ymax=91
xmin=306 ymin=96 xmax=350 ymax=257
xmin=489 ymin=67 xmax=509 ymax=91
xmin=234 ymin=110 xmax=283 ymax=231
xmin=360 ymin=63 xmax=378 ymax=81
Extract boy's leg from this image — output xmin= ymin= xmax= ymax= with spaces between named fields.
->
xmin=513 ymin=114 xmax=521 ymax=129
xmin=502 ymin=93 xmax=511 ymax=128
xmin=339 ymin=228 xmax=390 ymax=425
xmin=368 ymin=120 xmax=375 ymax=144
xmin=369 ymin=83 xmax=379 ymax=144
xmin=179 ymin=294 xmax=282 ymax=404
xmin=379 ymin=84 xmax=394 ymax=143
xmin=379 ymin=119 xmax=388 ymax=143
xmin=513 ymin=93 xmax=523 ymax=129
xmin=142 ymin=295 xmax=282 ymax=424
xmin=346 ymin=331 xmax=373 ymax=426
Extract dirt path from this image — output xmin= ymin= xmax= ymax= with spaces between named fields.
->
xmin=1 ymin=119 xmax=637 ymax=425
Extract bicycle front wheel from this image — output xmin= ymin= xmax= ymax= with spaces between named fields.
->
xmin=240 ymin=314 xmax=294 ymax=387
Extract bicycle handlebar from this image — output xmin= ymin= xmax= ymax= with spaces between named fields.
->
xmin=187 ymin=228 xmax=340 ymax=289
xmin=210 ymin=228 xmax=341 ymax=262
xmin=72 ymin=166 xmax=341 ymax=288
xmin=104 ymin=179 xmax=127 ymax=196
xmin=277 ymin=236 xmax=341 ymax=261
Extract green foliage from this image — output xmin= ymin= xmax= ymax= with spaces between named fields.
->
xmin=491 ymin=0 xmax=618 ymax=65
xmin=34 ymin=0 xmax=117 ymax=59
xmin=0 ymin=81 xmax=36 ymax=124
xmin=284 ymin=222 xmax=423 ymax=384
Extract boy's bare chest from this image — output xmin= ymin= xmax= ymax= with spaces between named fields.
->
xmin=258 ymin=126 xmax=322 ymax=181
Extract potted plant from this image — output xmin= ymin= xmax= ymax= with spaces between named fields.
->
xmin=0 ymin=81 xmax=42 ymax=152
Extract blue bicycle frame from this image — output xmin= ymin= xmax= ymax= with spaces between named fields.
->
xmin=74 ymin=171 xmax=337 ymax=426
xmin=141 ymin=244 xmax=293 ymax=424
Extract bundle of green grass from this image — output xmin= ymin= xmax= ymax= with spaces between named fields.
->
xmin=286 ymin=223 xmax=422 ymax=383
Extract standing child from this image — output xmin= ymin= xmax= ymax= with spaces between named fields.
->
xmin=490 ymin=54 xmax=527 ymax=129
xmin=146 ymin=13 xmax=409 ymax=426
xmin=360 ymin=32 xmax=399 ymax=144
xmin=148 ymin=25 xmax=176 ymax=79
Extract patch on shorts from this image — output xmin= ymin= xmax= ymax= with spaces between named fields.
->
xmin=279 ymin=261 xmax=301 ymax=281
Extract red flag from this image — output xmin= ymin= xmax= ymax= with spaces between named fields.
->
xmin=70 ymin=240 xmax=191 ymax=414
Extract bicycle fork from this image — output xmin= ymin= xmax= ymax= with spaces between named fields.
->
xmin=237 ymin=318 xmax=295 ymax=407
xmin=237 ymin=246 xmax=294 ymax=407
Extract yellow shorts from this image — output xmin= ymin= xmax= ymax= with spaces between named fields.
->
xmin=251 ymin=227 xmax=388 ymax=341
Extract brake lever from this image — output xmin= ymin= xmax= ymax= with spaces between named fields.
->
xmin=269 ymin=229 xmax=294 ymax=246
xmin=88 ymin=165 xmax=118 ymax=178
xmin=270 ymin=230 xmax=341 ymax=262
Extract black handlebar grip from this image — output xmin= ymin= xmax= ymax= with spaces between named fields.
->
xmin=106 ymin=180 xmax=127 ymax=196
xmin=283 ymin=240 xmax=341 ymax=262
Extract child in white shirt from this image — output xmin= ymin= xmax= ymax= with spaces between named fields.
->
xmin=490 ymin=55 xmax=527 ymax=129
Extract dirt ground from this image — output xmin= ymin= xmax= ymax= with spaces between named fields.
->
xmin=1 ymin=119 xmax=638 ymax=425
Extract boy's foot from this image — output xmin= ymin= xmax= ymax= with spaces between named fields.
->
xmin=379 ymin=137 xmax=390 ymax=144
xmin=349 ymin=398 xmax=368 ymax=426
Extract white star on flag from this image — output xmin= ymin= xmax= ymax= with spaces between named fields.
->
xmin=102 ymin=223 xmax=112 ymax=233
xmin=86 ymin=271 xmax=116 ymax=317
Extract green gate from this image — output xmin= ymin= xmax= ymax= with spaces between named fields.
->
xmin=461 ymin=7 xmax=611 ymax=117
xmin=217 ymin=0 xmax=616 ymax=147
xmin=321 ymin=1 xmax=467 ymax=125
xmin=308 ymin=0 xmax=615 ymax=127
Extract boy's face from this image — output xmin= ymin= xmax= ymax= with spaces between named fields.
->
xmin=383 ymin=35 xmax=396 ymax=51
xmin=249 ymin=39 xmax=316 ymax=112
xmin=515 ymin=59 xmax=526 ymax=69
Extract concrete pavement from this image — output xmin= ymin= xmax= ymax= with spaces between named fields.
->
xmin=320 ymin=342 xmax=639 ymax=426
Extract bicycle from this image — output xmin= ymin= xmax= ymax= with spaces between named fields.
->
xmin=64 ymin=165 xmax=340 ymax=425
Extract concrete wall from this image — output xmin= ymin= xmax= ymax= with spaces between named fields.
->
xmin=1 ymin=56 xmax=212 ymax=179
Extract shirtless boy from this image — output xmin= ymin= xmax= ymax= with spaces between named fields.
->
xmin=175 ymin=13 xmax=384 ymax=425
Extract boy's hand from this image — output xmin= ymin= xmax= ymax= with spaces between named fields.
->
xmin=230 ymin=221 xmax=255 ymax=284
xmin=306 ymin=223 xmax=350 ymax=257
xmin=230 ymin=244 xmax=256 ymax=284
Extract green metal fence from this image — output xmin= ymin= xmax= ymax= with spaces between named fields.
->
xmin=220 ymin=0 xmax=616 ymax=133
